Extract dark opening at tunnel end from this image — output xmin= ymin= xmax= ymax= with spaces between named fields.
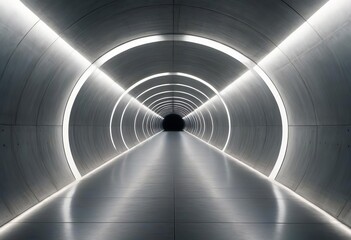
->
xmin=162 ymin=114 xmax=185 ymax=131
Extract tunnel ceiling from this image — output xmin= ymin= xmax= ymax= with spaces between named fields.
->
xmin=22 ymin=0 xmax=328 ymax=62
xmin=100 ymin=41 xmax=247 ymax=91
xmin=19 ymin=0 xmax=329 ymax=118
xmin=2 ymin=0 xmax=351 ymax=232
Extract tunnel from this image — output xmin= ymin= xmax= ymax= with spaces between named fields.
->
xmin=0 ymin=0 xmax=350 ymax=239
xmin=163 ymin=114 xmax=185 ymax=131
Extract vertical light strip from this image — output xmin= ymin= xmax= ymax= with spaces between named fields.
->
xmin=253 ymin=66 xmax=288 ymax=179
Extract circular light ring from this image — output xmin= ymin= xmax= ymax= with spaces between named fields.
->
xmin=124 ymin=92 xmax=205 ymax=149
xmin=133 ymin=83 xmax=211 ymax=102
xmin=157 ymin=106 xmax=189 ymax=116
xmin=65 ymin=34 xmax=287 ymax=179
xmin=152 ymin=103 xmax=200 ymax=134
xmin=128 ymin=83 xmax=212 ymax=144
xmin=119 ymin=97 xmax=163 ymax=149
xmin=143 ymin=98 xmax=206 ymax=138
xmin=120 ymin=89 xmax=207 ymax=147
xmin=151 ymin=100 xmax=205 ymax=137
xmin=116 ymin=73 xmax=224 ymax=150
xmin=151 ymin=101 xmax=196 ymax=116
xmin=155 ymin=102 xmax=193 ymax=114
xmin=183 ymin=112 xmax=201 ymax=135
xmin=137 ymin=110 xmax=162 ymax=144
xmin=144 ymin=91 xmax=214 ymax=141
xmin=131 ymin=87 xmax=212 ymax=147
xmin=146 ymin=97 xmax=206 ymax=133
xmin=145 ymin=91 xmax=204 ymax=107
xmin=110 ymin=72 xmax=230 ymax=151
xmin=146 ymin=101 xmax=201 ymax=135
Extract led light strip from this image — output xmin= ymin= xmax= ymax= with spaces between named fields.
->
xmin=185 ymin=130 xmax=351 ymax=234
xmin=121 ymin=88 xmax=208 ymax=148
xmin=139 ymin=94 xmax=206 ymax=137
xmin=143 ymin=98 xmax=206 ymax=137
xmin=146 ymin=93 xmax=212 ymax=138
xmin=6 ymin=0 xmax=349 ymax=235
xmin=109 ymin=71 xmax=231 ymax=152
xmin=128 ymin=83 xmax=210 ymax=143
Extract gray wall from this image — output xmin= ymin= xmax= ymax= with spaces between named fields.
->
xmin=1 ymin=0 xmax=350 ymax=229
xmin=185 ymin=2 xmax=351 ymax=227
xmin=0 ymin=2 xmax=162 ymax=226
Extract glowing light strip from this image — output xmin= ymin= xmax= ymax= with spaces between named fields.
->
xmin=254 ymin=67 xmax=288 ymax=179
xmin=0 ymin=2 xmax=164 ymax=233
xmin=110 ymin=71 xmax=229 ymax=152
xmin=134 ymin=83 xmax=211 ymax=100
xmin=13 ymin=0 xmax=347 ymax=232
xmin=174 ymin=73 xmax=231 ymax=151
xmin=150 ymin=101 xmax=205 ymax=136
xmin=127 ymin=83 xmax=209 ymax=144
xmin=120 ymin=96 xmax=163 ymax=149
xmin=0 ymin=130 xmax=163 ymax=234
xmin=182 ymin=0 xmax=351 ymax=233
xmin=5 ymin=0 xmax=92 ymax=181
xmin=121 ymin=90 xmax=206 ymax=149
xmin=152 ymin=101 xmax=196 ymax=115
xmin=9 ymin=1 xmax=165 ymax=181
xmin=147 ymin=97 xmax=204 ymax=121
xmin=157 ymin=105 xmax=189 ymax=116
xmin=185 ymin=130 xmax=351 ymax=234
xmin=146 ymin=94 xmax=211 ymax=137
xmin=151 ymin=102 xmax=199 ymax=127
xmin=145 ymin=98 xmax=206 ymax=136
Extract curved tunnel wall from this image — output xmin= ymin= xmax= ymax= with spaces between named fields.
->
xmin=184 ymin=70 xmax=283 ymax=176
xmin=0 ymin=0 xmax=350 ymax=229
xmin=184 ymin=1 xmax=351 ymax=226
xmin=69 ymin=70 xmax=163 ymax=176
xmin=0 ymin=1 xmax=163 ymax=226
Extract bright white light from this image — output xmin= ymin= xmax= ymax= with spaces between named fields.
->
xmin=5 ymin=1 xmax=89 ymax=181
xmin=175 ymin=35 xmax=254 ymax=68
xmin=109 ymin=72 xmax=230 ymax=152
xmin=63 ymin=65 xmax=95 ymax=180
xmin=308 ymin=0 xmax=351 ymax=38
xmin=0 ymin=129 xmax=162 ymax=234
xmin=3 ymin=1 xmax=39 ymax=25
xmin=133 ymin=83 xmax=211 ymax=101
xmin=120 ymin=89 xmax=206 ymax=149
xmin=145 ymin=91 xmax=204 ymax=106
xmin=95 ymin=36 xmax=168 ymax=66
xmin=185 ymin=130 xmax=351 ymax=234
xmin=253 ymin=66 xmax=288 ymax=180
xmin=157 ymin=105 xmax=189 ymax=116
xmin=150 ymin=100 xmax=207 ymax=137
xmin=127 ymin=83 xmax=211 ymax=143
xmin=151 ymin=100 xmax=196 ymax=112
xmin=146 ymin=97 xmax=206 ymax=135
xmin=10 ymin=0 xmax=351 ymax=233
xmin=146 ymin=93 xmax=211 ymax=138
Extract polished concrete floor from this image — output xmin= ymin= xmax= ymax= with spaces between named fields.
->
xmin=1 ymin=132 xmax=350 ymax=240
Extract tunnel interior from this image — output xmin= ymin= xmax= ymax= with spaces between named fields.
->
xmin=162 ymin=114 xmax=185 ymax=131
xmin=0 ymin=0 xmax=351 ymax=239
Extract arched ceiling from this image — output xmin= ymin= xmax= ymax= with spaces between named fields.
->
xmin=100 ymin=41 xmax=247 ymax=90
xmin=22 ymin=0 xmax=328 ymax=62
xmin=20 ymin=0 xmax=328 ymax=118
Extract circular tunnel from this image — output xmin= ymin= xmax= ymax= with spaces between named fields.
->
xmin=0 ymin=0 xmax=350 ymax=233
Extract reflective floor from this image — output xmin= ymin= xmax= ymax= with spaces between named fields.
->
xmin=1 ymin=132 xmax=349 ymax=240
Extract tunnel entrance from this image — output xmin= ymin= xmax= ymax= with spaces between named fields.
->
xmin=162 ymin=114 xmax=185 ymax=131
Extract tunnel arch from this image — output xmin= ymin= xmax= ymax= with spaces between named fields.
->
xmin=0 ymin=0 xmax=350 ymax=233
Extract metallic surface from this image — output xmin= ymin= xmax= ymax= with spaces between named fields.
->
xmin=0 ymin=133 xmax=349 ymax=240
xmin=0 ymin=0 xmax=350 ymax=236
